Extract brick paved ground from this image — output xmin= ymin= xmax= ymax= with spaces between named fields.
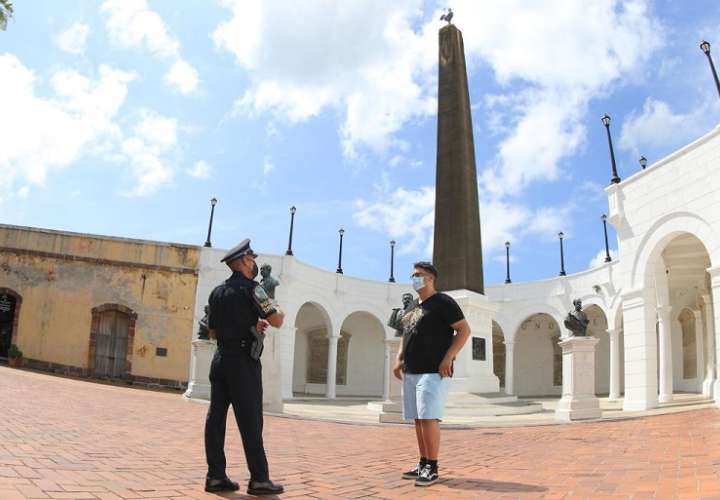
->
xmin=2 ymin=367 xmax=720 ymax=499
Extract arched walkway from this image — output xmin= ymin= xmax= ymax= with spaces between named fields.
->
xmin=515 ymin=313 xmax=562 ymax=397
xmin=292 ymin=302 xmax=333 ymax=397
xmin=623 ymin=231 xmax=715 ymax=410
xmin=337 ymin=311 xmax=385 ymax=397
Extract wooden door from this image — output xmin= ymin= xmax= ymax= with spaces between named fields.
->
xmin=95 ymin=310 xmax=130 ymax=378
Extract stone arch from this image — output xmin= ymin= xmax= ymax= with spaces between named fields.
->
xmin=514 ymin=312 xmax=563 ymax=397
xmin=0 ymin=288 xmax=22 ymax=358
xmin=630 ymin=212 xmax=719 ymax=290
xmin=88 ymin=304 xmax=137 ymax=379
xmin=500 ymin=303 xmax=565 ymax=344
xmin=337 ymin=310 xmax=386 ymax=397
xmin=292 ymin=301 xmax=335 ymax=396
xmin=583 ymin=304 xmax=610 ymax=395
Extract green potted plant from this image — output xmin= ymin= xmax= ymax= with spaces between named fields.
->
xmin=8 ymin=344 xmax=23 ymax=368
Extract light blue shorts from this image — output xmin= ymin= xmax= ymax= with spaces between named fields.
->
xmin=402 ymin=373 xmax=451 ymax=420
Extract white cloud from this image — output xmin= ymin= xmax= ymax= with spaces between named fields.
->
xmin=0 ymin=54 xmax=135 ymax=201
xmin=101 ymin=0 xmax=178 ymax=57
xmin=213 ymin=0 xmax=436 ymax=158
xmin=619 ymin=98 xmax=715 ymax=157
xmin=262 ymin=157 xmax=275 ymax=175
xmin=164 ymin=59 xmax=199 ymax=95
xmin=355 ymin=186 xmax=435 ymax=255
xmin=56 ymin=23 xmax=90 ymax=55
xmin=463 ymin=0 xmax=663 ymax=197
xmin=589 ymin=248 xmax=618 ymax=268
xmin=101 ymin=0 xmax=199 ymax=94
xmin=119 ymin=110 xmax=178 ymax=196
xmin=213 ymin=0 xmax=662 ymax=175
xmin=354 ymin=184 xmax=575 ymax=257
xmin=187 ymin=160 xmax=211 ymax=179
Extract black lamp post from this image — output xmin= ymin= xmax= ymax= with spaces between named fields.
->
xmin=504 ymin=241 xmax=511 ymax=284
xmin=336 ymin=228 xmax=345 ymax=274
xmin=285 ymin=206 xmax=296 ymax=256
xmin=203 ymin=197 xmax=217 ymax=248
xmin=601 ymin=114 xmax=621 ymax=184
xmin=639 ymin=156 xmax=647 ymax=170
xmin=389 ymin=240 xmax=396 ymax=283
xmin=601 ymin=214 xmax=612 ymax=263
xmin=558 ymin=231 xmax=567 ymax=276
xmin=700 ymin=41 xmax=720 ymax=98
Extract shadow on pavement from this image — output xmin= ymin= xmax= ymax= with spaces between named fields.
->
xmin=443 ymin=478 xmax=548 ymax=493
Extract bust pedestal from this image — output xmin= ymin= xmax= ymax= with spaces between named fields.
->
xmin=371 ymin=338 xmax=404 ymax=423
xmin=555 ymin=336 xmax=601 ymax=421
xmin=184 ymin=338 xmax=216 ymax=400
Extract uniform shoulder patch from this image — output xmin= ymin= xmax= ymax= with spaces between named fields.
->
xmin=253 ymin=284 xmax=275 ymax=314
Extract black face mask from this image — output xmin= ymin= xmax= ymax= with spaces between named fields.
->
xmin=251 ymin=262 xmax=259 ymax=279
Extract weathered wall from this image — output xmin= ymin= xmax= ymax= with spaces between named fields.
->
xmin=0 ymin=224 xmax=199 ymax=384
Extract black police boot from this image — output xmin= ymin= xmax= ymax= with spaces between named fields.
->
xmin=247 ymin=479 xmax=284 ymax=496
xmin=205 ymin=476 xmax=240 ymax=492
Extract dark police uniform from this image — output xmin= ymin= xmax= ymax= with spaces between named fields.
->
xmin=204 ymin=240 xmax=278 ymax=487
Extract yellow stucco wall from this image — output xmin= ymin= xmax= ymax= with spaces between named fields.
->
xmin=0 ymin=224 xmax=200 ymax=383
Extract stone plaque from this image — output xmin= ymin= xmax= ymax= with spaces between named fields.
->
xmin=307 ymin=330 xmax=328 ymax=384
xmin=471 ymin=337 xmax=486 ymax=361
xmin=306 ymin=330 xmax=350 ymax=385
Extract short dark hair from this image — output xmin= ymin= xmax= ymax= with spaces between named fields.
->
xmin=413 ymin=261 xmax=438 ymax=279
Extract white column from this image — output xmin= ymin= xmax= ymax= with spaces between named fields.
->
xmin=504 ymin=341 xmax=515 ymax=396
xmin=708 ymin=266 xmax=720 ymax=405
xmin=382 ymin=340 xmax=391 ymax=401
xmin=702 ymin=294 xmax=716 ymax=397
xmin=326 ymin=335 xmax=339 ymax=399
xmin=279 ymin=326 xmax=297 ymax=400
xmin=657 ymin=305 xmax=673 ymax=403
xmin=622 ymin=289 xmax=659 ymax=411
xmin=608 ymin=329 xmax=621 ymax=400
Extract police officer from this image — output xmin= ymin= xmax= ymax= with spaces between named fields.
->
xmin=204 ymin=239 xmax=285 ymax=496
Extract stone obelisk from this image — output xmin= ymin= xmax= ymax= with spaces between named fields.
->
xmin=433 ymin=23 xmax=484 ymax=294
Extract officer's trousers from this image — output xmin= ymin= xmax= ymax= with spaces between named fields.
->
xmin=205 ymin=351 xmax=269 ymax=482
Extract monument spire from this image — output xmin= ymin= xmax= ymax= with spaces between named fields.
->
xmin=432 ymin=23 xmax=484 ymax=294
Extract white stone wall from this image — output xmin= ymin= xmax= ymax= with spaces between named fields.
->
xmin=187 ymin=125 xmax=720 ymax=412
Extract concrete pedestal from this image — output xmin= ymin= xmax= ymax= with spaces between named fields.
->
xmin=183 ymin=336 xmax=284 ymax=413
xmin=555 ymin=336 xmax=601 ymax=421
xmin=445 ymin=290 xmax=499 ymax=393
xmin=374 ymin=338 xmax=404 ymax=423
xmin=183 ymin=339 xmax=216 ymax=400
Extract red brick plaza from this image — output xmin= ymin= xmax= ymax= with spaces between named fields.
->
xmin=2 ymin=367 xmax=720 ymax=499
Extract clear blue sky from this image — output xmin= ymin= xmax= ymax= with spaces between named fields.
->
xmin=2 ymin=1 xmax=719 ymax=285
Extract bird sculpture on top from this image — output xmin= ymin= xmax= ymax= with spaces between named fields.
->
xmin=440 ymin=8 xmax=454 ymax=24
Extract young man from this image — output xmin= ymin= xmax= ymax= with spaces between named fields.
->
xmin=393 ymin=261 xmax=471 ymax=487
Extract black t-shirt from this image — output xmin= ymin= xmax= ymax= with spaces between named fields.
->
xmin=208 ymin=272 xmax=276 ymax=353
xmin=400 ymin=292 xmax=464 ymax=374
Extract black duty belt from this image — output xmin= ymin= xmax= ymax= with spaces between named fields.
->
xmin=217 ymin=339 xmax=251 ymax=354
